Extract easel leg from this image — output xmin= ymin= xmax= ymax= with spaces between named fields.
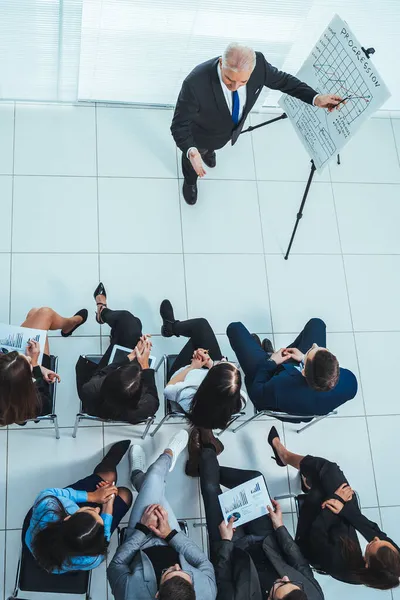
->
xmin=284 ymin=161 xmax=317 ymax=260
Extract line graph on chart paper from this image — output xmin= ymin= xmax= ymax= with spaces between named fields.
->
xmin=279 ymin=14 xmax=390 ymax=170
xmin=313 ymin=31 xmax=372 ymax=124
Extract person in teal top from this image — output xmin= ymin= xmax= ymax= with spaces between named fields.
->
xmin=25 ymin=440 xmax=132 ymax=574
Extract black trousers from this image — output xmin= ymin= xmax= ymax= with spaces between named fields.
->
xmin=98 ymin=308 xmax=142 ymax=369
xmin=169 ymin=318 xmax=223 ymax=377
xmin=199 ymin=447 xmax=273 ymax=543
xmin=181 ymin=149 xmax=214 ymax=186
xmin=296 ymin=455 xmax=350 ymax=543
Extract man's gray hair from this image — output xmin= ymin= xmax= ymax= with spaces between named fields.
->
xmin=222 ymin=43 xmax=256 ymax=72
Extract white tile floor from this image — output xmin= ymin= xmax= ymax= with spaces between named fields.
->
xmin=1 ymin=102 xmax=400 ymax=600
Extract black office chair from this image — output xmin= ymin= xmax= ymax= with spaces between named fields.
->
xmin=21 ymin=355 xmax=60 ymax=438
xmin=8 ymin=509 xmax=91 ymax=599
xmin=232 ymin=405 xmax=338 ymax=434
xmin=150 ymin=354 xmax=247 ymax=438
xmin=73 ymin=354 xmax=156 ymax=439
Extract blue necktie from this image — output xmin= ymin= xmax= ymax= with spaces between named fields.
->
xmin=232 ymin=90 xmax=240 ymax=125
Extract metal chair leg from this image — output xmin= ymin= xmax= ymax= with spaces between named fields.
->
xmin=150 ymin=413 xmax=173 ymax=438
xmin=217 ymin=413 xmax=242 ymax=436
xmin=296 ymin=413 xmax=329 ymax=434
xmin=52 ymin=415 xmax=60 ymax=439
xmin=274 ymin=493 xmax=296 ymax=500
xmin=72 ymin=414 xmax=81 ymax=438
xmin=231 ymin=410 xmax=263 ymax=433
xmin=141 ymin=417 xmax=154 ymax=440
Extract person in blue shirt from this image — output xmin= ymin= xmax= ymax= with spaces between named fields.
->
xmin=25 ymin=440 xmax=132 ymax=573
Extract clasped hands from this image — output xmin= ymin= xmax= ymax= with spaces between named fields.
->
xmin=140 ymin=504 xmax=172 ymax=539
xmin=322 ymin=483 xmax=354 ymax=514
xmin=270 ymin=346 xmax=304 ymax=366
xmin=128 ymin=334 xmax=152 ymax=368
xmin=190 ymin=348 xmax=213 ymax=370
xmin=88 ymin=480 xmax=118 ymax=509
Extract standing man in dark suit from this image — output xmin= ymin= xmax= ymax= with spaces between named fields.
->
xmin=171 ymin=42 xmax=344 ymax=205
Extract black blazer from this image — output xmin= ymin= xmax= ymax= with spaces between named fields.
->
xmin=171 ymin=52 xmax=317 ymax=154
xmin=300 ymin=497 xmax=400 ymax=584
xmin=213 ymin=526 xmax=324 ymax=600
xmin=75 ymin=356 xmax=159 ymax=424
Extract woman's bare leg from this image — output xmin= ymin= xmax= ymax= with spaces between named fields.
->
xmin=21 ymin=307 xmax=84 ymax=355
xmin=271 ymin=436 xmax=305 ymax=471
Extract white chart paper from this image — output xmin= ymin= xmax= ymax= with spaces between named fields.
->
xmin=219 ymin=476 xmax=272 ymax=528
xmin=279 ymin=14 xmax=391 ymax=170
xmin=0 ymin=323 xmax=47 ymax=364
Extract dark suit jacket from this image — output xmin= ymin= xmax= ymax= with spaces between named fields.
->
xmin=250 ymin=361 xmax=358 ymax=415
xmin=213 ymin=526 xmax=324 ymax=600
xmin=76 ymin=356 xmax=159 ymax=424
xmin=171 ymin=52 xmax=317 ymax=154
xmin=300 ymin=497 xmax=400 ymax=584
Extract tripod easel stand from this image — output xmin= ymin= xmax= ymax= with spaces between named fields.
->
xmin=241 ymin=46 xmax=375 ymax=259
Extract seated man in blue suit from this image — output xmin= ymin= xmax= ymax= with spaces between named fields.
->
xmin=227 ymin=318 xmax=357 ymax=416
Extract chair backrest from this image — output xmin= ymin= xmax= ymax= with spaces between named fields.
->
xmin=19 ymin=509 xmax=90 ymax=594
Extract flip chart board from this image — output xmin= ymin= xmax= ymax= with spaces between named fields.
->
xmin=279 ymin=14 xmax=390 ymax=170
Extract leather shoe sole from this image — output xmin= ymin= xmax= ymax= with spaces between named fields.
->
xmin=202 ymin=151 xmax=216 ymax=168
xmin=183 ymin=182 xmax=197 ymax=205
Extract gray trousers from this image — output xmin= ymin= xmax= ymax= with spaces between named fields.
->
xmin=126 ymin=453 xmax=180 ymax=548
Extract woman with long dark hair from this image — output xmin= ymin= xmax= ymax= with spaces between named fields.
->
xmin=160 ymin=299 xmax=243 ymax=431
xmin=26 ymin=440 xmax=132 ymax=573
xmin=76 ymin=283 xmax=159 ymax=423
xmin=267 ymin=427 xmax=400 ymax=590
xmin=0 ymin=305 xmax=87 ymax=425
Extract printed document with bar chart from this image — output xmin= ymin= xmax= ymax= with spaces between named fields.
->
xmin=219 ymin=476 xmax=272 ymax=527
xmin=0 ymin=323 xmax=47 ymax=364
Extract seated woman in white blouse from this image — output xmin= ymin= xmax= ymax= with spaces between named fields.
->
xmin=160 ymin=300 xmax=243 ymax=431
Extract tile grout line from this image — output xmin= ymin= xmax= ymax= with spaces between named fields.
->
xmin=4 ymin=251 xmax=400 ymax=257
xmin=390 ymin=117 xmax=400 ymax=169
xmin=5 ymin=174 xmax=400 ymax=185
xmin=3 ymin=428 xmax=9 ymax=600
xmin=330 ymin=173 xmax=382 ymax=515
xmin=176 ymin=174 xmax=190 ymax=320
xmin=8 ymin=102 xmax=17 ymax=325
xmin=94 ymin=104 xmax=102 ymax=342
xmin=248 ymin=127 xmax=275 ymax=338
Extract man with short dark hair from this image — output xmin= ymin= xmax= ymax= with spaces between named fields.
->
xmin=227 ymin=318 xmax=357 ymax=416
xmin=107 ymin=430 xmax=216 ymax=600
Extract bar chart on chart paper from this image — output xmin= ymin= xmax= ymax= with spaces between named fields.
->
xmin=219 ymin=476 xmax=271 ymax=527
xmin=279 ymin=14 xmax=390 ymax=170
xmin=0 ymin=323 xmax=46 ymax=363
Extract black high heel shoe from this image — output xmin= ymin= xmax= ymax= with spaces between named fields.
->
xmin=93 ymin=282 xmax=107 ymax=324
xmin=267 ymin=426 xmax=286 ymax=467
xmin=61 ymin=309 xmax=88 ymax=338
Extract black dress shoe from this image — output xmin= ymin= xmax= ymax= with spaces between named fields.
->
xmin=202 ymin=151 xmax=216 ymax=168
xmin=262 ymin=338 xmax=275 ymax=354
xmin=185 ymin=428 xmax=202 ymax=477
xmin=251 ymin=333 xmax=262 ymax=346
xmin=183 ymin=182 xmax=198 ymax=205
xmin=160 ymin=299 xmax=178 ymax=337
